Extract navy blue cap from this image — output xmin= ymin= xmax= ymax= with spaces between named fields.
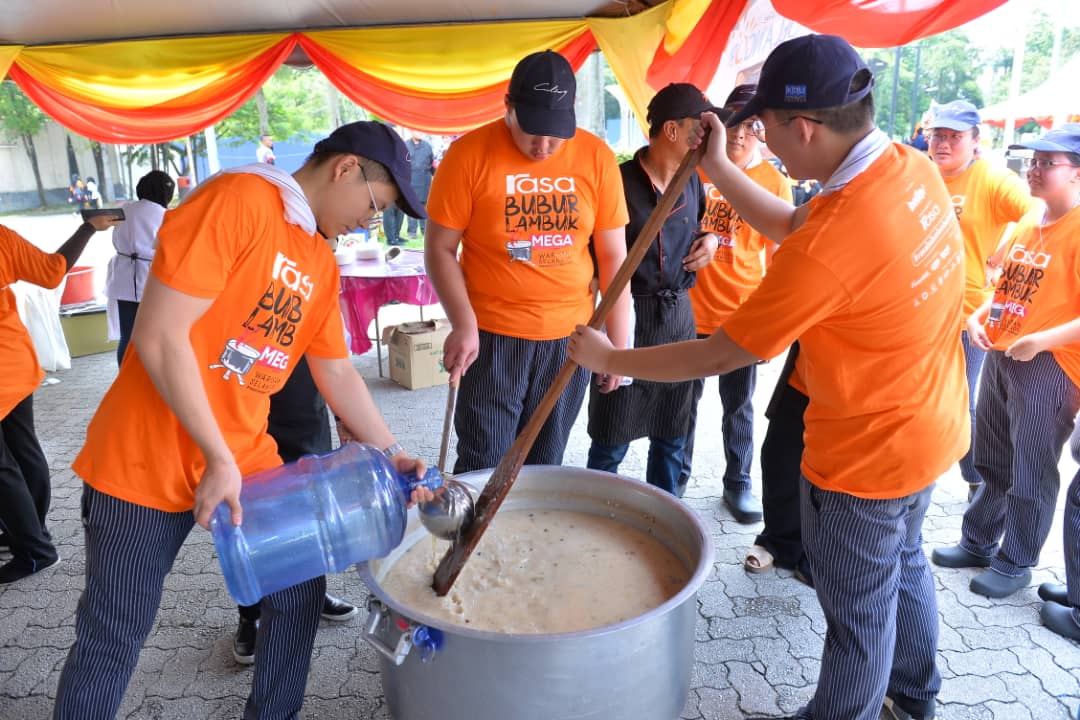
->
xmin=507 ymin=51 xmax=577 ymax=139
xmin=314 ymin=121 xmax=427 ymax=219
xmin=728 ymin=34 xmax=873 ymax=126
xmin=930 ymin=100 xmax=980 ymax=131
xmin=1009 ymin=123 xmax=1080 ymax=155
xmin=646 ymin=83 xmax=712 ymax=128
xmin=724 ymin=84 xmax=757 ymax=109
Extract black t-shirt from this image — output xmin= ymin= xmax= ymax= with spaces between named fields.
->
xmin=267 ymin=355 xmax=331 ymax=464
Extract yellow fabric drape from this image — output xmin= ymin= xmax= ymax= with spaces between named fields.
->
xmin=664 ymin=0 xmax=713 ymax=54
xmin=15 ymin=34 xmax=292 ymax=108
xmin=0 ymin=46 xmax=22 ymax=81
xmin=305 ymin=20 xmax=588 ymax=95
xmin=588 ymin=6 xmax=670 ymax=133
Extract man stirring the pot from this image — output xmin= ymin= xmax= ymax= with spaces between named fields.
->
xmin=570 ymin=35 xmax=967 ymax=720
xmin=425 ymin=50 xmax=631 ymax=474
xmin=54 ymin=121 xmax=432 ymax=720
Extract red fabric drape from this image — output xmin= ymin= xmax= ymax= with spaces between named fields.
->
xmin=300 ymin=31 xmax=597 ymax=135
xmin=647 ymin=0 xmax=746 ymax=91
xmin=772 ymin=0 xmax=1009 ymax=47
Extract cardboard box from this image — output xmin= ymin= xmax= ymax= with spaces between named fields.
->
xmin=59 ymin=305 xmax=118 ymax=357
xmin=386 ymin=320 xmax=451 ymax=390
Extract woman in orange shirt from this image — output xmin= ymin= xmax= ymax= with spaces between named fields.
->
xmin=933 ymin=124 xmax=1080 ymax=600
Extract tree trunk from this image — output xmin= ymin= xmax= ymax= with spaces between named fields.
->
xmin=65 ymin=135 xmax=81 ymax=180
xmin=256 ymin=89 xmax=270 ymax=135
xmin=325 ymin=77 xmax=341 ymax=129
xmin=91 ymin=142 xmax=108 ymax=201
xmin=22 ymin=133 xmax=47 ymax=208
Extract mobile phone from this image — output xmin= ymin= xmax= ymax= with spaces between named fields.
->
xmin=80 ymin=208 xmax=125 ymax=222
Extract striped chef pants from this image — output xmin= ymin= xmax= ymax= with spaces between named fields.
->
xmin=453 ymin=330 xmax=589 ymax=474
xmin=54 ymin=485 xmax=324 ymax=720
xmin=800 ymin=477 xmax=939 ymax=720
xmin=962 ymin=350 xmax=1080 ymax=576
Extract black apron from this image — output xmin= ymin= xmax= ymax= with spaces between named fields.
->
xmin=587 ymin=290 xmax=697 ymax=445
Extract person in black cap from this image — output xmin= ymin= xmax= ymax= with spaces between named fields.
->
xmin=569 ymin=34 xmax=968 ymax=720
xmin=681 ymin=82 xmax=793 ymax=524
xmin=585 ymin=82 xmax=718 ymax=495
xmin=54 ymin=121 xmax=434 ymax=720
xmin=424 ymin=50 xmax=631 ymax=475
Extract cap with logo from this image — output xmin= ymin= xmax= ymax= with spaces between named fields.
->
xmin=1008 ymin=123 xmax=1080 ymax=156
xmin=727 ymin=34 xmax=873 ymax=126
xmin=724 ymin=84 xmax=757 ymax=110
xmin=313 ymin=121 xmax=427 ymax=219
xmin=507 ymin=50 xmax=577 ymax=139
xmin=929 ymin=100 xmax=981 ymax=132
xmin=646 ymin=83 xmax=712 ymax=129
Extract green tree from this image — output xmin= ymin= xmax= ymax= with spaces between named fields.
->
xmin=986 ymin=8 xmax=1080 ymax=104
xmin=0 ymin=81 xmax=49 ymax=207
xmin=862 ymin=30 xmax=984 ymax=141
xmin=215 ymin=66 xmax=337 ymax=145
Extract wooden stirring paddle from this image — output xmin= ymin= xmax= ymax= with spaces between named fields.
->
xmin=432 ymin=140 xmax=707 ymax=596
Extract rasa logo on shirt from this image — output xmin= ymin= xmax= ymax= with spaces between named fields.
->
xmin=701 ymin=183 xmax=739 ymax=249
xmin=503 ymin=173 xmax=581 ymax=268
xmin=214 ymin=251 xmax=318 ymax=393
xmin=990 ymin=245 xmax=1049 ymax=333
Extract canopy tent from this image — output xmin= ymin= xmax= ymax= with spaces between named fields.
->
xmin=978 ymin=52 xmax=1080 ymax=129
xmin=0 ymin=0 xmax=1008 ymax=144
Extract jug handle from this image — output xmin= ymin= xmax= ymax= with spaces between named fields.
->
xmin=363 ymin=598 xmax=414 ymax=666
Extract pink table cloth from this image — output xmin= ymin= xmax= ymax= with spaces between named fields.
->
xmin=337 ymin=249 xmax=439 ymax=356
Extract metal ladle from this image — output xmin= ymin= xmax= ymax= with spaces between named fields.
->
xmin=417 ymin=379 xmax=477 ymax=540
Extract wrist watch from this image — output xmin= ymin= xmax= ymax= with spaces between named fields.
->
xmin=382 ymin=442 xmax=405 ymax=459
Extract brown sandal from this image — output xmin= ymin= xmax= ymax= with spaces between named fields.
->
xmin=743 ymin=544 xmax=774 ymax=574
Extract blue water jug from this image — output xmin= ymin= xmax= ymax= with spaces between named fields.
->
xmin=211 ymin=442 xmax=442 ymax=606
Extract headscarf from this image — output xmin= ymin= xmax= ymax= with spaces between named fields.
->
xmin=136 ymin=170 xmax=176 ymax=209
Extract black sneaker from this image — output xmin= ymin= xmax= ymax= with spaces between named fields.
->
xmin=232 ymin=617 xmax=258 ymax=665
xmin=0 ymin=555 xmax=60 ymax=584
xmin=883 ymin=693 xmax=936 ymax=720
xmin=321 ymin=594 xmax=358 ymax=621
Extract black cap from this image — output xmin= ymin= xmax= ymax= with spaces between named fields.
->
xmin=313 ymin=121 xmax=427 ymax=219
xmin=507 ymin=51 xmax=577 ymax=139
xmin=646 ymin=83 xmax=712 ymax=128
xmin=728 ymin=34 xmax=874 ymax=126
xmin=723 ymin=84 xmax=757 ymax=109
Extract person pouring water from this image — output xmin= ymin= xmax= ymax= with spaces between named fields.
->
xmin=53 ymin=121 xmax=434 ymax=720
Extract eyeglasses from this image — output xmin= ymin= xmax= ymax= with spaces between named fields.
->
xmin=759 ymin=115 xmax=825 ymax=137
xmin=359 ymin=164 xmax=383 ymax=229
xmin=731 ymin=120 xmax=766 ymax=142
xmin=1022 ymin=157 xmax=1080 ymax=170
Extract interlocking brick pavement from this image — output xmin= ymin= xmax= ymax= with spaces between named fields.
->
xmin=1 ymin=303 xmax=1078 ymax=719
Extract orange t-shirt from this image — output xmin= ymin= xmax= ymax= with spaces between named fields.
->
xmin=985 ymin=206 xmax=1080 ymax=387
xmin=690 ymin=161 xmax=791 ymax=334
xmin=73 ymin=174 xmax=348 ymax=512
xmin=426 ymin=120 xmax=628 ymax=340
xmin=724 ymin=144 xmax=969 ymax=499
xmin=0 ymin=226 xmax=67 ymax=418
xmin=943 ymin=158 xmax=1035 ymax=317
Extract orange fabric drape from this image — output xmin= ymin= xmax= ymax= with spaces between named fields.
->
xmin=10 ymin=35 xmax=296 ymax=143
xmin=300 ymin=29 xmax=596 ymax=135
xmin=772 ymin=0 xmax=1009 ymax=47
xmin=0 ymin=0 xmax=1012 ymax=143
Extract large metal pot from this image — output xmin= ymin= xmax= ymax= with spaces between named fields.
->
xmin=358 ymin=466 xmax=714 ymax=720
